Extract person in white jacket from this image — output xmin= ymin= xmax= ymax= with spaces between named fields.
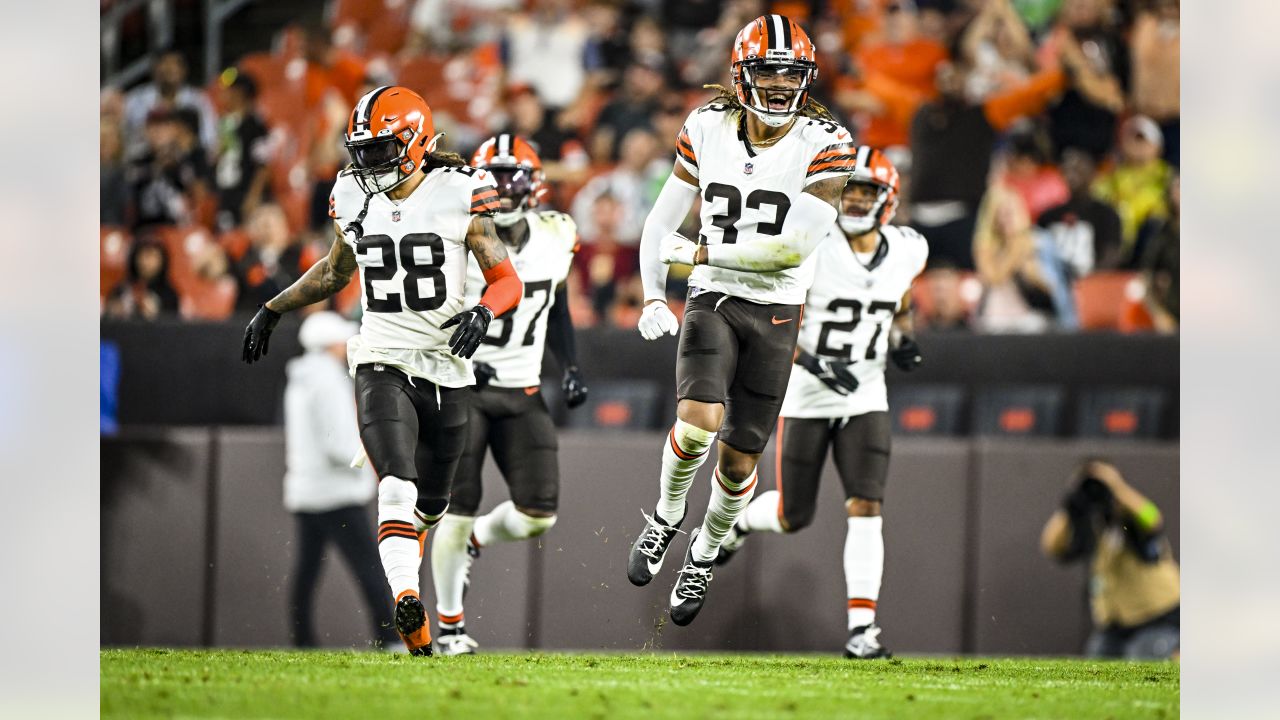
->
xmin=284 ymin=311 xmax=397 ymax=648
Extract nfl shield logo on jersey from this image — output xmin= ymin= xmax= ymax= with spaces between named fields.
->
xmin=392 ymin=210 xmax=401 ymax=222
xmin=743 ymin=162 xmax=754 ymax=175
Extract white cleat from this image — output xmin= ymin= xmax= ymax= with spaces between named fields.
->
xmin=436 ymin=629 xmax=479 ymax=656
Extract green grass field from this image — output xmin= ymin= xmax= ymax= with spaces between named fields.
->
xmin=101 ymin=649 xmax=1178 ymax=719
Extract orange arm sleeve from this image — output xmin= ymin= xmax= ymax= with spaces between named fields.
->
xmin=478 ymin=257 xmax=522 ymax=317
xmin=982 ymin=68 xmax=1067 ymax=132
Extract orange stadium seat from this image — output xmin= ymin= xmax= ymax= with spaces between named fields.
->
xmin=180 ymin=276 xmax=238 ymax=321
xmin=101 ymin=227 xmax=132 ymax=299
xmin=1074 ymin=271 xmax=1140 ymax=331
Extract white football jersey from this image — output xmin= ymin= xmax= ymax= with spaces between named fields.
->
xmin=329 ymin=164 xmax=500 ymax=387
xmin=779 ymin=224 xmax=929 ymax=419
xmin=464 ymin=210 xmax=578 ymax=388
xmin=676 ymin=104 xmax=856 ymax=305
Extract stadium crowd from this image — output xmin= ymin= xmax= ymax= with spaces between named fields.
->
xmin=99 ymin=0 xmax=1179 ymax=334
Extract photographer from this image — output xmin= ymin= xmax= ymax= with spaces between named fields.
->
xmin=1040 ymin=459 xmax=1180 ymax=659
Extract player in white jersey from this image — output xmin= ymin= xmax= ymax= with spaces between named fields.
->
xmin=241 ymin=86 xmax=524 ymax=656
xmin=626 ymin=15 xmax=858 ymax=627
xmin=430 ymin=135 xmax=588 ymax=655
xmin=714 ymin=148 xmax=927 ymax=659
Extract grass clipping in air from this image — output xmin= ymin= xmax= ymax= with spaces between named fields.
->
xmin=101 ymin=649 xmax=1178 ymax=719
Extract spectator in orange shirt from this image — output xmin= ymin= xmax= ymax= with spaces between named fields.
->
xmin=840 ymin=2 xmax=949 ymax=150
xmin=1001 ymin=127 xmax=1069 ymax=223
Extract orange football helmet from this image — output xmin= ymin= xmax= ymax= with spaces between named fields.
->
xmin=731 ymin=15 xmax=819 ymax=127
xmin=471 ymin=133 xmax=545 ymax=220
xmin=344 ymin=85 xmax=442 ymax=194
xmin=839 ymin=147 xmax=900 ymax=235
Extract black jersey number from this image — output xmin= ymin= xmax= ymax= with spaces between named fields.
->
xmin=356 ymin=233 xmax=447 ymax=313
xmin=815 ymin=299 xmax=898 ymax=360
xmin=482 ymin=279 xmax=554 ymax=348
xmin=703 ymin=182 xmax=791 ymax=244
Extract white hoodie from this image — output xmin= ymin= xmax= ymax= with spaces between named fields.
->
xmin=282 ymin=351 xmax=375 ymax=513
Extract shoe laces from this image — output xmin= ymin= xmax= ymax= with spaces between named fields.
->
xmin=637 ymin=511 xmax=682 ymax=560
xmin=675 ymin=562 xmax=713 ymax=600
xmin=856 ymin=624 xmax=882 ymax=649
xmin=442 ymin=633 xmax=478 ymax=650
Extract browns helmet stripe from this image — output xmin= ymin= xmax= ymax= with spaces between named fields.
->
xmin=498 ymin=133 xmax=511 ymax=158
xmin=771 ymin=15 xmax=785 ymax=51
xmin=354 ymin=85 xmax=392 ymax=132
xmin=854 ymin=145 xmax=871 ymax=171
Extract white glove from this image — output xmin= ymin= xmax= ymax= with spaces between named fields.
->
xmin=637 ymin=301 xmax=680 ymax=340
xmin=659 ymin=232 xmax=698 ymax=266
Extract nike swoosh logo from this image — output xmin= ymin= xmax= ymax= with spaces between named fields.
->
xmin=771 ymin=317 xmax=793 ymax=325
xmin=648 ymin=558 xmax=663 ymax=575
xmin=837 ymin=132 xmax=850 ymax=140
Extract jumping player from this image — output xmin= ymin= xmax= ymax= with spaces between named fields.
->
xmin=241 ymin=86 xmax=523 ymax=656
xmin=714 ymin=148 xmax=927 ymax=658
xmin=430 ymin=134 xmax=587 ymax=656
xmin=626 ymin=15 xmax=856 ymax=627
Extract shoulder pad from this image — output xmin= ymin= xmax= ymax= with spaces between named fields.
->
xmin=799 ymin=116 xmax=853 ymax=145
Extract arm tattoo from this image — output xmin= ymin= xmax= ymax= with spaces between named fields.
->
xmin=265 ymin=227 xmax=358 ymax=313
xmin=804 ymin=176 xmax=848 ymax=209
xmin=465 ymin=214 xmax=510 ymax=269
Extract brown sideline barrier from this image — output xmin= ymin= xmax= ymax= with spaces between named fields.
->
xmin=101 ymin=429 xmax=1177 ymax=655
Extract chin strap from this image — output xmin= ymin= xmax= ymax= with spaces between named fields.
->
xmin=344 ymin=192 xmax=375 ymax=242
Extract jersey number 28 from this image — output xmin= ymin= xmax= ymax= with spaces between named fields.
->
xmin=356 ymin=233 xmax=447 ymax=313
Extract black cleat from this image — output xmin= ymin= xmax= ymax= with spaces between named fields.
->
xmin=393 ymin=594 xmax=433 ymax=656
xmin=627 ymin=508 xmax=684 ymax=586
xmin=668 ymin=528 xmax=714 ymax=626
xmin=844 ymin=623 xmax=892 ymax=659
xmin=714 ymin=523 xmax=750 ymax=566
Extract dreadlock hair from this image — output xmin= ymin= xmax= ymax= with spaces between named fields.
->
xmin=423 ymin=150 xmax=467 ymax=171
xmin=702 ymin=84 xmax=838 ymax=123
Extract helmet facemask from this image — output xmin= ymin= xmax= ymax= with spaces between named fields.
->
xmin=838 ymin=180 xmax=893 ymax=236
xmin=486 ymin=165 xmax=537 ymax=228
xmin=735 ymin=59 xmax=817 ymax=127
xmin=346 ymin=134 xmax=412 ymax=194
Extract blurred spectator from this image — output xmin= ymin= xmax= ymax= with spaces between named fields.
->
xmin=1041 ymin=459 xmax=1180 ymax=660
xmin=302 ymin=24 xmax=367 ymax=108
xmin=1038 ymin=147 xmax=1123 ymax=278
xmin=1138 ymin=173 xmax=1178 ymax=333
xmin=590 ymin=56 xmax=667 ymax=162
xmin=1039 ymin=0 xmax=1127 ymax=158
xmin=284 ymin=311 xmax=397 ymax=650
xmin=1009 ymin=0 xmax=1064 ymax=33
xmin=681 ymin=0 xmax=764 ymax=87
xmin=840 ymin=2 xmax=949 ymax=150
xmin=182 ymin=243 xmax=240 ymax=321
xmin=501 ymin=0 xmax=593 ymax=110
xmin=959 ymin=0 xmax=1036 ymax=100
xmin=1001 ymin=127 xmax=1069 ymax=222
xmin=215 ymin=75 xmax=272 ymax=232
xmin=1092 ymin=115 xmax=1173 ymax=265
xmin=571 ymin=127 xmax=667 ymax=246
xmin=1129 ymin=0 xmax=1179 ymax=166
xmin=104 ymin=235 xmax=180 ymax=320
xmin=122 ymin=48 xmax=219 ymax=158
xmin=125 ymin=109 xmax=213 ymax=229
xmin=502 ymin=85 xmax=590 ymax=186
xmin=909 ymin=59 xmax=1066 ymax=268
xmin=581 ymin=1 xmax=632 ymax=88
xmin=576 ymin=192 xmax=638 ymax=320
xmin=235 ymin=204 xmax=305 ymax=311
xmin=404 ymin=0 xmax=517 ymax=54
xmin=972 ymin=184 xmax=1055 ymax=332
xmin=915 ymin=265 xmax=973 ymax=331
xmin=101 ymin=115 xmax=129 ymax=226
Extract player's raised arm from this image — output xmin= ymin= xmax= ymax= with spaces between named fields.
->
xmin=241 ymin=222 xmax=359 ymax=364
xmin=441 ymin=213 xmax=524 ymax=359
xmin=637 ymin=162 xmax=700 ymax=340
xmin=661 ymin=174 xmax=846 ymax=273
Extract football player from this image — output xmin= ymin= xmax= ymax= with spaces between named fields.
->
xmin=627 ymin=15 xmax=857 ymax=627
xmin=241 ymin=86 xmax=524 ymax=656
xmin=430 ymin=134 xmax=588 ymax=656
xmin=715 ymin=148 xmax=927 ymax=659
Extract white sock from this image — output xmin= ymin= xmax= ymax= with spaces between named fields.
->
xmin=656 ymin=419 xmax=717 ymax=525
xmin=472 ymin=500 xmax=558 ymax=547
xmin=844 ymin=515 xmax=884 ymax=630
xmin=740 ymin=489 xmax=785 ymax=534
xmin=691 ymin=466 xmax=757 ymax=563
xmin=430 ymin=514 xmax=475 ymax=627
xmin=376 ymin=476 xmax=422 ymax=601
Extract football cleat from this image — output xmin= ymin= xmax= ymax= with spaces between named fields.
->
xmin=669 ymin=528 xmax=715 ymax=627
xmin=628 ymin=508 xmax=685 ymax=586
xmin=844 ymin=623 xmax=892 ymax=659
xmin=714 ymin=523 xmax=751 ymax=566
xmin=436 ymin=626 xmax=479 ymax=656
xmin=393 ymin=594 xmax=433 ymax=656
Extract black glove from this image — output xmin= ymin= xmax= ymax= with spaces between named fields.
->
xmin=890 ymin=335 xmax=923 ymax=372
xmin=242 ymin=304 xmax=282 ymax=364
xmin=796 ymin=350 xmax=859 ymax=395
xmin=562 ymin=366 xmax=589 ymax=409
xmin=441 ymin=305 xmax=494 ymax=359
xmin=473 ymin=360 xmax=498 ymax=389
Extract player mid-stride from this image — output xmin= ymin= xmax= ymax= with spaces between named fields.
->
xmin=430 ymin=135 xmax=588 ymax=655
xmin=715 ymin=149 xmax=927 ymax=659
xmin=241 ymin=86 xmax=523 ymax=656
xmin=627 ymin=15 xmax=855 ymax=626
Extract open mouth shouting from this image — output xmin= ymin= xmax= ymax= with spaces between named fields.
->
xmin=765 ymin=90 xmax=793 ymax=112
